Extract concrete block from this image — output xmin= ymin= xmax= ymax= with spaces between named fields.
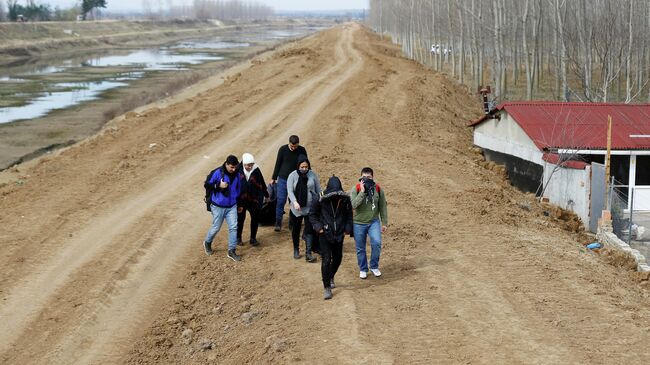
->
xmin=601 ymin=210 xmax=611 ymax=221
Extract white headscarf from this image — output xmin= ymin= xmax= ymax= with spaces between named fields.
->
xmin=242 ymin=153 xmax=256 ymax=180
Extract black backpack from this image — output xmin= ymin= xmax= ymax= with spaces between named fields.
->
xmin=258 ymin=182 xmax=277 ymax=226
xmin=203 ymin=166 xmax=221 ymax=212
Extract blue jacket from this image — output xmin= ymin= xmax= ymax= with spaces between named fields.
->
xmin=207 ymin=165 xmax=241 ymax=208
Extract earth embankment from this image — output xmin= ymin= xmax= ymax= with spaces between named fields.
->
xmin=0 ymin=23 xmax=649 ymax=364
xmin=0 ymin=20 xmax=226 ymax=63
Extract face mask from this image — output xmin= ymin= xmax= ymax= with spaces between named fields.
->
xmin=299 ymin=168 xmax=309 ymax=174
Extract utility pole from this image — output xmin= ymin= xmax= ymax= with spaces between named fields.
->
xmin=605 ymin=115 xmax=612 ymax=208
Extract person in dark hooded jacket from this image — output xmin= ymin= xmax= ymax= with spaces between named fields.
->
xmin=236 ymin=153 xmax=269 ymax=246
xmin=309 ymin=175 xmax=353 ymax=300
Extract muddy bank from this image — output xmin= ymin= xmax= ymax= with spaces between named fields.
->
xmin=0 ymin=19 xmax=328 ymax=65
xmin=0 ymin=20 xmax=242 ymax=65
xmin=0 ymin=21 xmax=330 ymax=170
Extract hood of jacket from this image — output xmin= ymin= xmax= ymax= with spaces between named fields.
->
xmin=320 ymin=175 xmax=348 ymax=201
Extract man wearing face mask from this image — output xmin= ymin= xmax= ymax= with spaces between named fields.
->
xmin=286 ymin=155 xmax=321 ymax=261
xmin=236 ymin=153 xmax=269 ymax=247
xmin=350 ymin=167 xmax=388 ymax=278
xmin=271 ymin=135 xmax=308 ymax=232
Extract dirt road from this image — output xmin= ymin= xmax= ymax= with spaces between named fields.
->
xmin=1 ymin=24 xmax=649 ymax=364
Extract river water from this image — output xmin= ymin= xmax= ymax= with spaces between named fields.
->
xmin=0 ymin=27 xmax=321 ymax=124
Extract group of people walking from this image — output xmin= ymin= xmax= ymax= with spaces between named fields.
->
xmin=202 ymin=135 xmax=388 ymax=300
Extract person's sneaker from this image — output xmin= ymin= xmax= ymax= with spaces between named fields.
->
xmin=236 ymin=238 xmax=244 ymax=246
xmin=370 ymin=268 xmax=382 ymax=277
xmin=274 ymin=223 xmax=281 ymax=232
xmin=250 ymin=238 xmax=259 ymax=246
xmin=305 ymin=252 xmax=316 ymax=263
xmin=293 ymin=249 xmax=300 ymax=259
xmin=227 ymin=249 xmax=241 ymax=262
xmin=359 ymin=271 xmax=367 ymax=279
xmin=323 ymin=287 xmax=333 ymax=300
xmin=203 ymin=241 xmax=212 ymax=256
xmin=330 ymin=278 xmax=336 ymax=288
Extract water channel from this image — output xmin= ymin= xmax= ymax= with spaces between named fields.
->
xmin=0 ymin=27 xmax=321 ymax=125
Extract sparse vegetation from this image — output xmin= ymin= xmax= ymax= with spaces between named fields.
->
xmin=368 ymin=0 xmax=650 ymax=104
xmin=101 ymin=69 xmax=217 ymax=121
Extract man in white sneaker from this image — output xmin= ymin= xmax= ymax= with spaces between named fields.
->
xmin=350 ymin=167 xmax=388 ymax=279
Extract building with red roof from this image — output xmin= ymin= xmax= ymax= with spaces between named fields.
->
xmin=470 ymin=102 xmax=650 ymax=232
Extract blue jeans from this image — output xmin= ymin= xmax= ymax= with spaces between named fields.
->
xmin=204 ymin=204 xmax=238 ymax=250
xmin=353 ymin=218 xmax=382 ymax=272
xmin=275 ymin=177 xmax=288 ymax=223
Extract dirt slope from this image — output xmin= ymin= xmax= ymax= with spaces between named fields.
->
xmin=0 ymin=24 xmax=649 ymax=365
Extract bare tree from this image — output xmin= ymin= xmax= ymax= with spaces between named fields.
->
xmin=0 ymin=0 xmax=5 ymax=22
xmin=625 ymin=0 xmax=635 ymax=102
xmin=535 ymin=111 xmax=593 ymax=198
xmin=367 ymin=0 xmax=650 ymax=104
xmin=142 ymin=0 xmax=155 ymax=19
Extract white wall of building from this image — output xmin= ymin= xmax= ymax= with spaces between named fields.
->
xmin=542 ymin=162 xmax=591 ymax=225
xmin=473 ymin=111 xmax=544 ymax=165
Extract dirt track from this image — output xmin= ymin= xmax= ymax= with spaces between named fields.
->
xmin=1 ymin=24 xmax=649 ymax=364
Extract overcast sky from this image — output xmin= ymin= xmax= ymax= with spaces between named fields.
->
xmin=42 ymin=0 xmax=368 ymax=12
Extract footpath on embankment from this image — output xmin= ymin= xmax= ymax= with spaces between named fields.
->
xmin=0 ymin=23 xmax=649 ymax=365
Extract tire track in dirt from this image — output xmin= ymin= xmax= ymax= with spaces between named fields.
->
xmin=0 ymin=25 xmax=361 ymax=364
xmin=113 ymin=24 xmax=650 ymax=364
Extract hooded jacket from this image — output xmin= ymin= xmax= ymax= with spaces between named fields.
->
xmin=286 ymin=155 xmax=321 ymax=217
xmin=206 ymin=164 xmax=241 ymax=208
xmin=309 ymin=176 xmax=353 ymax=242
xmin=237 ymin=163 xmax=269 ymax=208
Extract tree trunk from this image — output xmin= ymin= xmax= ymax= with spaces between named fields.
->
xmin=458 ymin=0 xmax=465 ymax=84
xmin=554 ymin=0 xmax=568 ymax=101
xmin=447 ymin=0 xmax=456 ymax=78
xmin=625 ymin=0 xmax=635 ymax=103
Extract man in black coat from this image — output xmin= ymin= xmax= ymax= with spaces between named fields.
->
xmin=271 ymin=135 xmax=308 ymax=231
xmin=309 ymin=176 xmax=353 ymax=300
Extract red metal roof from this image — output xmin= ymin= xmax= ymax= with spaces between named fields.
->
xmin=470 ymin=102 xmax=650 ymax=150
xmin=542 ymin=153 xmax=589 ymax=170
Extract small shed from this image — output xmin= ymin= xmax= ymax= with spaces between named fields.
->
xmin=470 ymin=102 xmax=650 ymax=230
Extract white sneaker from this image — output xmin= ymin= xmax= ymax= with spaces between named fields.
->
xmin=370 ymin=269 xmax=382 ymax=277
xmin=359 ymin=271 xmax=367 ymax=279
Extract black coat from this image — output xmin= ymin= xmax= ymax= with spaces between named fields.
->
xmin=237 ymin=165 xmax=269 ymax=208
xmin=309 ymin=191 xmax=353 ymax=242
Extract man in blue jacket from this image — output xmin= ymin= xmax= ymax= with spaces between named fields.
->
xmin=203 ymin=155 xmax=242 ymax=261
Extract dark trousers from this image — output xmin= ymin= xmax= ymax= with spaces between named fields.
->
xmin=321 ymin=236 xmax=343 ymax=288
xmin=237 ymin=202 xmax=260 ymax=241
xmin=289 ymin=211 xmax=313 ymax=252
xmin=275 ymin=177 xmax=288 ymax=223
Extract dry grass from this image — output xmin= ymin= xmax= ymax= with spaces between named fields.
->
xmin=102 ymin=67 xmax=230 ymax=122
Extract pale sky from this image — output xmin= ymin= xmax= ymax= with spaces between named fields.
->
xmin=41 ymin=0 xmax=368 ymax=12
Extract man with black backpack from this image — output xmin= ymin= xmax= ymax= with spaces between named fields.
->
xmin=203 ymin=155 xmax=242 ymax=261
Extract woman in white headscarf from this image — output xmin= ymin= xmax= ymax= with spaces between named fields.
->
xmin=236 ymin=153 xmax=269 ymax=246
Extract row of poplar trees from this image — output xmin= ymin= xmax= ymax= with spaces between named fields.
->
xmin=367 ymin=0 xmax=650 ymax=104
